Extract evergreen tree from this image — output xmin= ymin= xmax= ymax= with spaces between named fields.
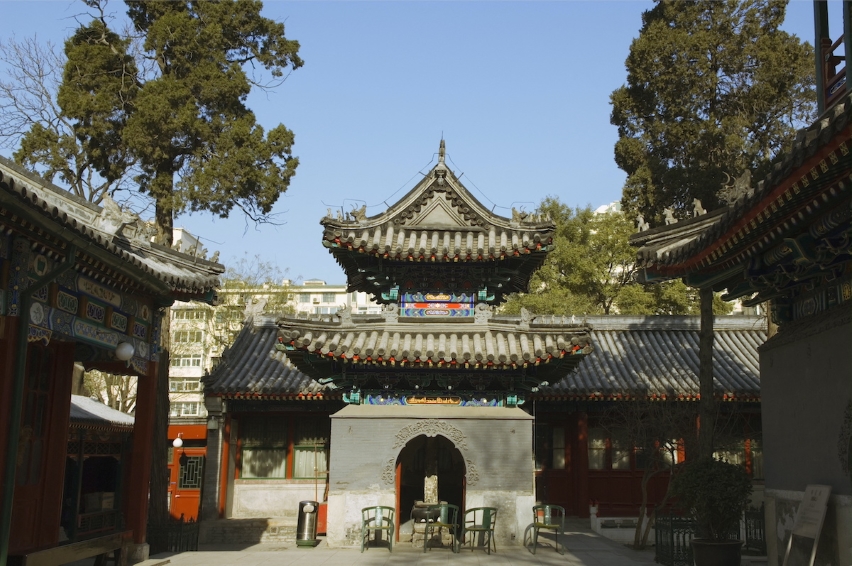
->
xmin=123 ymin=0 xmax=303 ymax=242
xmin=9 ymin=0 xmax=304 ymax=527
xmin=501 ymin=198 xmax=732 ymax=316
xmin=610 ymin=0 xmax=815 ymax=224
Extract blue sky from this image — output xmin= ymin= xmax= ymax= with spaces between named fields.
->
xmin=0 ymin=1 xmax=828 ymax=284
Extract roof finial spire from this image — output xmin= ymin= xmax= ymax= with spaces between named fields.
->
xmin=438 ymin=139 xmax=446 ymax=164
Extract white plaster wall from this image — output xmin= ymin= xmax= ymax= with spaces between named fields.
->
xmin=465 ymin=490 xmax=535 ymax=547
xmin=325 ymin=406 xmax=535 ymax=548
xmin=231 ymin=481 xmax=325 ymax=519
xmin=326 ymin=489 xmax=395 ymax=547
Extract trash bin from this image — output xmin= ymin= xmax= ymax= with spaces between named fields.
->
xmin=296 ymin=500 xmax=320 ymax=547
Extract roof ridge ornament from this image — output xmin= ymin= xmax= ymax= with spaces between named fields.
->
xmin=95 ymin=192 xmax=156 ymax=246
xmin=717 ymin=170 xmax=753 ymax=206
xmin=474 ymin=302 xmax=493 ymax=324
xmin=434 ymin=139 xmax=448 ymax=186
xmin=338 ymin=304 xmax=355 ymax=327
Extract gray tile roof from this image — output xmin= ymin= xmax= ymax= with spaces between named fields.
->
xmin=320 ymin=153 xmax=556 ymax=263
xmin=0 ymin=156 xmax=223 ymax=298
xmin=276 ymin=308 xmax=593 ymax=373
xmin=205 ymin=316 xmax=330 ymax=398
xmin=539 ymin=316 xmax=765 ymax=400
xmin=630 ymin=92 xmax=851 ymax=275
xmin=207 ymin=315 xmax=765 ymax=401
xmin=70 ymin=395 xmax=135 ymax=429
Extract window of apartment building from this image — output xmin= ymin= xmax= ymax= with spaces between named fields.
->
xmin=321 ymin=292 xmax=335 ymax=303
xmin=174 ymin=330 xmax=203 ymax=343
xmin=238 ymin=415 xmax=330 ymax=480
xmin=169 ymin=378 xmax=202 ymax=392
xmin=173 ymin=310 xmax=205 ymax=320
xmin=170 ymin=402 xmax=201 ymax=417
xmin=299 ymin=293 xmax=311 ymax=304
xmin=170 ymin=355 xmax=202 ymax=367
xmin=313 ymin=306 xmax=339 ymax=315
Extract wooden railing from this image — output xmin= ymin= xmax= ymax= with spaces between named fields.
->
xmin=77 ymin=509 xmax=122 ymax=538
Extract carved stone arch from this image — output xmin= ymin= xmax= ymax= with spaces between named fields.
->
xmin=382 ymin=420 xmax=479 ymax=486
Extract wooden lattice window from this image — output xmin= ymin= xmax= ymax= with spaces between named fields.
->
xmin=179 ymin=456 xmax=205 ymax=489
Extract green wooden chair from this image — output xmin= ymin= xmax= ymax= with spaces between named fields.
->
xmin=423 ymin=503 xmax=459 ymax=553
xmin=360 ymin=506 xmax=395 ymax=553
xmin=532 ymin=504 xmax=565 ymax=555
xmin=461 ymin=507 xmax=497 ymax=554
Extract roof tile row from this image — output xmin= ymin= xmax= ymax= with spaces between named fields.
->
xmin=206 ymin=315 xmax=765 ymax=400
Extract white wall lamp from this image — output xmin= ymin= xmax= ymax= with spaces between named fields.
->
xmin=115 ymin=342 xmax=135 ymax=361
xmin=172 ymin=433 xmax=188 ymax=467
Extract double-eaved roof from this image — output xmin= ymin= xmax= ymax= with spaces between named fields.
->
xmin=206 ymin=315 xmax=765 ymax=402
xmin=276 ymin=305 xmax=593 ymax=390
xmin=0 ymin=155 xmax=224 ymax=302
xmin=320 ymin=141 xmax=556 ymax=303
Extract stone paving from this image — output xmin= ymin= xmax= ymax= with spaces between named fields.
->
xmin=149 ymin=530 xmax=657 ymax=566
xmin=64 ymin=519 xmax=659 ymax=566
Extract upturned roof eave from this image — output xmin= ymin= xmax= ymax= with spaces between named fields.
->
xmin=630 ymin=93 xmax=851 ymax=281
xmin=320 ymin=159 xmax=554 ymax=234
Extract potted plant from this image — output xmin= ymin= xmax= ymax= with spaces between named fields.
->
xmin=670 ymin=458 xmax=752 ymax=566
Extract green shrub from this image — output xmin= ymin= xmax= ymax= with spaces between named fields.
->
xmin=670 ymin=458 xmax=752 ymax=541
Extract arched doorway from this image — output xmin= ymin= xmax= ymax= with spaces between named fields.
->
xmin=395 ymin=435 xmax=466 ymax=542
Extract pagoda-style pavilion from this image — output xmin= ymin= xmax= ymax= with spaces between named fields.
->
xmin=0 ymin=156 xmax=222 ymax=563
xmin=199 ymin=143 xmax=768 ymax=548
xmin=274 ymin=141 xmax=593 ymax=546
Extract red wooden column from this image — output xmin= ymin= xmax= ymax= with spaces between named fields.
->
xmin=576 ymin=411 xmax=590 ymax=518
xmin=36 ymin=343 xmax=75 ymax=548
xmin=125 ymin=359 xmax=158 ymax=545
xmin=0 ymin=317 xmax=18 ymax=502
xmin=217 ymin=414 xmax=231 ymax=518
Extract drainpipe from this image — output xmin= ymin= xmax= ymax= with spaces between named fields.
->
xmin=0 ymin=245 xmax=77 ymax=566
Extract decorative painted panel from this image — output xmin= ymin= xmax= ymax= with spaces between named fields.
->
xmin=399 ymin=292 xmax=474 ymax=317
xmin=364 ymin=394 xmax=499 ymax=407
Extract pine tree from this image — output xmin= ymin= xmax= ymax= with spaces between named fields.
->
xmin=611 ymin=0 xmax=815 ymax=224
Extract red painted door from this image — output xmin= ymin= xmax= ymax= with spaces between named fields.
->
xmin=168 ymin=447 xmax=206 ymax=520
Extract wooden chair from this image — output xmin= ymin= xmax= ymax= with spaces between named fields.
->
xmin=461 ymin=507 xmax=497 ymax=554
xmin=423 ymin=503 xmax=459 ymax=553
xmin=532 ymin=504 xmax=565 ymax=555
xmin=360 ymin=506 xmax=395 ymax=553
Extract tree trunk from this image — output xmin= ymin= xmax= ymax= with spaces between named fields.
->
xmin=147 ymin=322 xmax=171 ymax=526
xmin=149 ymin=166 xmax=175 ymax=527
xmin=634 ymin=470 xmax=652 ymax=549
xmin=698 ymin=287 xmax=715 ymax=460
